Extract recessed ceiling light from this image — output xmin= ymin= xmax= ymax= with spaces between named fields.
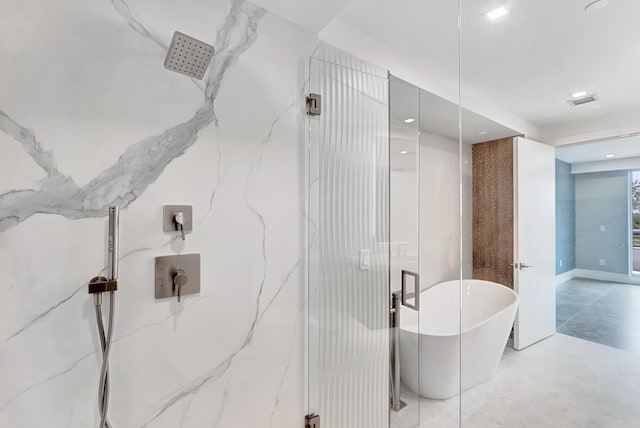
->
xmin=400 ymin=150 xmax=408 ymax=155
xmin=479 ymin=130 xmax=489 ymax=135
xmin=571 ymin=91 xmax=587 ymax=98
xmin=487 ymin=6 xmax=508 ymax=21
xmin=605 ymin=154 xmax=615 ymax=158
xmin=585 ymin=0 xmax=609 ymax=12
xmin=404 ymin=118 xmax=415 ymax=123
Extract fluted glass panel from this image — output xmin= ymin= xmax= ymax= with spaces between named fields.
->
xmin=307 ymin=44 xmax=390 ymax=428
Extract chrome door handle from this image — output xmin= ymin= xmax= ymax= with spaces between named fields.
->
xmin=401 ymin=270 xmax=420 ymax=311
xmin=519 ymin=263 xmax=533 ymax=269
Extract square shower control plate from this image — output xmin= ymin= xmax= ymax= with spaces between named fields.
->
xmin=155 ymin=254 xmax=201 ymax=300
xmin=163 ymin=205 xmax=193 ymax=234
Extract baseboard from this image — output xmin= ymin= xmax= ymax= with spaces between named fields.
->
xmin=572 ymin=268 xmax=640 ymax=285
xmin=554 ymin=269 xmax=577 ymax=285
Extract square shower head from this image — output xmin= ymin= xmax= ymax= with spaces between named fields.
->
xmin=164 ymin=31 xmax=215 ymax=80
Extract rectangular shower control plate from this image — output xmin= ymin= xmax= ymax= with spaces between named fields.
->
xmin=155 ymin=254 xmax=201 ymax=300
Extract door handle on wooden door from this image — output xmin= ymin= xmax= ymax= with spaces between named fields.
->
xmin=518 ymin=262 xmax=533 ymax=269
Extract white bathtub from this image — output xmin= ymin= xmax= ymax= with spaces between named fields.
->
xmin=399 ymin=279 xmax=519 ymax=399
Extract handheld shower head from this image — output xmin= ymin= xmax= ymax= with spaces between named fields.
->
xmin=108 ymin=206 xmax=119 ymax=281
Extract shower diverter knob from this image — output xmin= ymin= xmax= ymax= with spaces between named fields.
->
xmin=173 ymin=212 xmax=186 ymax=241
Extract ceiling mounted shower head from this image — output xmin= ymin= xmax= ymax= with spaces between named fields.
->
xmin=164 ymin=31 xmax=215 ymax=80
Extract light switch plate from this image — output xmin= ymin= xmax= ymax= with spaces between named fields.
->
xmin=155 ymin=253 xmax=201 ymax=300
xmin=359 ymin=249 xmax=370 ymax=271
xmin=163 ymin=205 xmax=193 ymax=234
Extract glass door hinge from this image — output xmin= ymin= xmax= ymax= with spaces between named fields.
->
xmin=305 ymin=413 xmax=320 ymax=428
xmin=306 ymin=94 xmax=321 ymax=116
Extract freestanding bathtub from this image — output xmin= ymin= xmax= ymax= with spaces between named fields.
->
xmin=399 ymin=279 xmax=519 ymax=399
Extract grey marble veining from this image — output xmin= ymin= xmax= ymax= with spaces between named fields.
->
xmin=0 ymin=111 xmax=59 ymax=176
xmin=110 ymin=0 xmax=168 ymax=51
xmin=0 ymin=0 xmax=316 ymax=425
xmin=0 ymin=0 xmax=265 ymax=233
xmin=3 ymin=305 xmax=186 ymax=414
xmin=246 ymin=85 xmax=307 ymax=316
xmin=137 ymin=30 xmax=315 ymax=428
xmin=1 ymin=236 xmax=179 ymax=343
xmin=141 ymin=66 xmax=314 ymax=426
xmin=211 ymin=380 xmax=232 ymax=428
xmin=111 ymin=0 xmax=205 ymax=93
xmin=0 ymin=237 xmax=186 ymax=412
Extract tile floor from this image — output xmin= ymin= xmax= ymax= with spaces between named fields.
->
xmin=391 ymin=278 xmax=640 ymax=427
xmin=556 ymin=277 xmax=640 ymax=354
xmin=392 ymin=334 xmax=640 ymax=428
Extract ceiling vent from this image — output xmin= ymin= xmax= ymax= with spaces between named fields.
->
xmin=568 ymin=94 xmax=599 ymax=107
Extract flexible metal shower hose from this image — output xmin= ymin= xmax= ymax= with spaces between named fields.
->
xmin=94 ymin=292 xmax=115 ymax=428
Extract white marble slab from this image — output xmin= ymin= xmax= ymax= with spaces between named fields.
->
xmin=0 ymin=0 xmax=316 ymax=426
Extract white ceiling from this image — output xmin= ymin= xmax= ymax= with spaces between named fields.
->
xmin=556 ymin=134 xmax=640 ymax=164
xmin=459 ymin=0 xmax=640 ymax=129
xmin=250 ymin=0 xmax=352 ymax=32
xmin=336 ymin=0 xmax=640 ymax=132
xmin=256 ymin=0 xmax=640 ymax=144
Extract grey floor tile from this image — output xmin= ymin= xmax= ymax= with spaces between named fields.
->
xmin=556 ymin=278 xmax=640 ymax=353
xmin=556 ymin=279 xmax=612 ymax=305
xmin=397 ymin=335 xmax=640 ymax=427
xmin=556 ymin=301 xmax=586 ymax=328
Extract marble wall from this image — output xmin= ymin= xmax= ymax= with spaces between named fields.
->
xmin=0 ymin=0 xmax=316 ymax=426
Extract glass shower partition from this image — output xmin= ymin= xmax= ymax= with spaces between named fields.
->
xmin=389 ymin=76 xmax=422 ymax=428
xmin=306 ymin=47 xmax=394 ymax=428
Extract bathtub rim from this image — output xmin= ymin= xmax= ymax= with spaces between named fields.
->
xmin=400 ymin=279 xmax=520 ymax=337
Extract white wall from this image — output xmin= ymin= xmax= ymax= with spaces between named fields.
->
xmin=390 ymin=123 xmax=420 ymax=293
xmin=390 ymin=125 xmax=472 ymax=292
xmin=541 ymin=108 xmax=640 ymax=147
xmin=420 ymin=132 xmax=473 ymax=287
xmin=572 ymin=156 xmax=640 ymax=174
xmin=0 ymin=0 xmax=316 ymax=426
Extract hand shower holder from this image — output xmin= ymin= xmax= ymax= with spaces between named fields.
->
xmin=88 ymin=276 xmax=118 ymax=294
